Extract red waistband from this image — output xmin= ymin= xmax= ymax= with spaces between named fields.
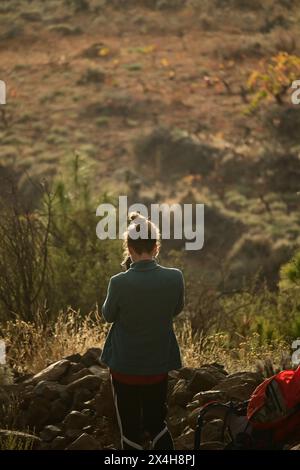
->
xmin=110 ymin=369 xmax=168 ymax=385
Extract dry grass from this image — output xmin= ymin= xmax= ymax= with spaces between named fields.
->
xmin=175 ymin=320 xmax=290 ymax=373
xmin=3 ymin=309 xmax=109 ymax=374
xmin=1 ymin=310 xmax=290 ymax=375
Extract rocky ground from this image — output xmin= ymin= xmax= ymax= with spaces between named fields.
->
xmin=1 ymin=347 xmax=299 ymax=450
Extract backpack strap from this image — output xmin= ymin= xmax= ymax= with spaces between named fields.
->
xmin=194 ymin=402 xmax=232 ymax=449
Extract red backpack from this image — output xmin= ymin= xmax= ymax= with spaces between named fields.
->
xmin=247 ymin=366 xmax=300 ymax=446
xmin=194 ymin=366 xmax=300 ymax=450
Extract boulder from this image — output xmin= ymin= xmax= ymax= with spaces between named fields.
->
xmin=174 ymin=428 xmax=194 ymax=450
xmin=191 ymin=390 xmax=228 ymax=407
xmin=51 ymin=436 xmax=68 ymax=450
xmin=64 ymin=353 xmax=82 ymax=363
xmin=80 ymin=348 xmax=102 ymax=367
xmin=291 ymin=443 xmax=300 ymax=450
xmin=49 ymin=398 xmax=70 ymax=424
xmin=25 ymin=396 xmax=50 ymax=429
xmin=187 ymin=407 xmax=202 ymax=430
xmin=61 ymin=368 xmax=91 ymax=386
xmin=64 ymin=411 xmax=92 ymax=430
xmin=170 ymin=379 xmax=194 ymax=407
xmin=33 ymin=380 xmax=66 ymax=401
xmin=188 ymin=367 xmax=225 ymax=394
xmin=72 ymin=388 xmax=94 ymax=410
xmin=66 ymin=375 xmax=101 ymax=393
xmin=211 ymin=372 xmax=262 ymax=401
xmin=177 ymin=367 xmax=196 ymax=381
xmin=40 ymin=425 xmax=62 ymax=443
xmin=28 ymin=360 xmax=70 ymax=384
xmin=167 ymin=406 xmax=187 ymax=437
xmin=88 ymin=366 xmax=109 ymax=379
xmin=66 ymin=433 xmax=100 ymax=450
xmin=200 ymin=419 xmax=223 ymax=443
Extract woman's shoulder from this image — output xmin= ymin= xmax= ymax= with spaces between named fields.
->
xmin=109 ymin=271 xmax=127 ymax=284
xmin=157 ymin=264 xmax=184 ymax=280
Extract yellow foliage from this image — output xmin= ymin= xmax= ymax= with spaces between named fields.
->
xmin=247 ymin=52 xmax=300 ymax=111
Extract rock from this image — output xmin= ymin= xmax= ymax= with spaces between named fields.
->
xmin=51 ymin=436 xmax=67 ymax=450
xmin=92 ymin=377 xmax=115 ymax=417
xmin=72 ymin=388 xmax=94 ymax=410
xmin=68 ymin=362 xmax=85 ymax=374
xmin=49 ymin=398 xmax=70 ymax=424
xmin=167 ymin=407 xmax=187 ymax=438
xmin=80 ymin=348 xmax=102 ymax=367
xmin=191 ymin=390 xmax=228 ymax=407
xmin=188 ymin=367 xmax=223 ymax=394
xmin=26 ymin=396 xmax=50 ymax=429
xmin=28 ymin=360 xmax=70 ymax=384
xmin=64 ymin=411 xmax=92 ymax=430
xmin=225 ymin=383 xmax=257 ymax=401
xmin=66 ymin=375 xmax=101 ymax=393
xmin=167 ymin=415 xmax=186 ymax=438
xmin=33 ymin=380 xmax=66 ymax=401
xmin=291 ymin=443 xmax=300 ymax=450
xmin=178 ymin=367 xmax=196 ymax=381
xmin=64 ymin=354 xmax=82 ymax=363
xmin=199 ymin=441 xmax=224 ymax=450
xmin=61 ymin=368 xmax=91 ymax=386
xmin=186 ymin=400 xmax=200 ymax=412
xmin=201 ymin=419 xmax=223 ymax=443
xmin=187 ymin=407 xmax=203 ymax=430
xmin=168 ymin=370 xmax=180 ymax=380
xmin=187 ymin=406 xmax=223 ymax=434
xmin=38 ymin=442 xmax=51 ymax=450
xmin=211 ymin=372 xmax=262 ymax=401
xmin=82 ymin=425 xmax=94 ymax=434
xmin=201 ymin=363 xmax=228 ymax=375
xmin=93 ymin=391 xmax=115 ymax=418
xmin=174 ymin=428 xmax=194 ymax=450
xmin=170 ymin=379 xmax=194 ymax=407
xmin=88 ymin=365 xmax=109 ymax=379
xmin=40 ymin=425 xmax=62 ymax=442
xmin=83 ymin=398 xmax=96 ymax=410
xmin=66 ymin=433 xmax=99 ymax=450
xmin=65 ymin=428 xmax=82 ymax=440
xmin=19 ymin=388 xmax=34 ymax=410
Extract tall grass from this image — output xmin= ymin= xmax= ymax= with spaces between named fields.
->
xmin=2 ymin=310 xmax=290 ymax=375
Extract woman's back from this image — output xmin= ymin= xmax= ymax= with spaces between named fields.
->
xmin=100 ymin=259 xmax=184 ymax=375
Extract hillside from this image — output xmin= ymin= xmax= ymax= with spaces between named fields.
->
xmin=1 ymin=0 xmax=300 ymax=289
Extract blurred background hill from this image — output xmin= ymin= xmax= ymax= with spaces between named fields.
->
xmin=0 ymin=0 xmax=300 ymax=361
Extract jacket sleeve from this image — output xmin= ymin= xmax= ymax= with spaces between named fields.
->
xmin=102 ymin=276 xmax=120 ymax=323
xmin=174 ymin=270 xmax=185 ymax=317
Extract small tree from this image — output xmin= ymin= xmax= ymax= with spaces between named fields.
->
xmin=280 ymin=251 xmax=300 ymax=289
xmin=0 ymin=181 xmax=52 ymax=321
xmin=247 ymin=52 xmax=300 ymax=112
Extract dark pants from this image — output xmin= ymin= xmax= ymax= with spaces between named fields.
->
xmin=110 ymin=375 xmax=174 ymax=450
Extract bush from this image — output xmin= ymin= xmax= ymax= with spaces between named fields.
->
xmin=47 ymin=155 xmax=122 ymax=314
xmin=134 ymin=127 xmax=220 ymax=180
xmin=0 ymin=184 xmax=52 ymax=322
xmin=280 ymin=251 xmax=300 ymax=288
xmin=247 ymin=53 xmax=300 ymax=111
xmin=48 ymin=24 xmax=82 ymax=35
xmin=77 ymin=67 xmax=106 ymax=85
xmin=0 ymin=156 xmax=122 ymax=321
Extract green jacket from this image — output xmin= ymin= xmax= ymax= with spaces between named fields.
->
xmin=100 ymin=259 xmax=184 ymax=375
